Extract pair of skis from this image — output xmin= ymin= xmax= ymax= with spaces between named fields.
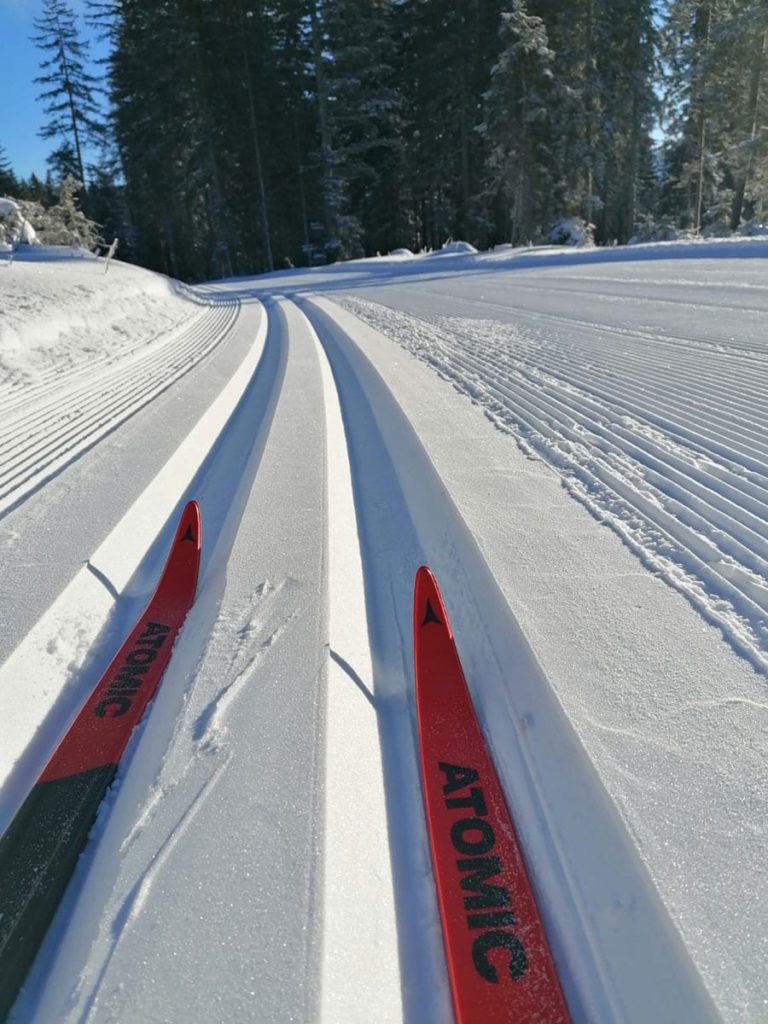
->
xmin=0 ymin=506 xmax=567 ymax=1023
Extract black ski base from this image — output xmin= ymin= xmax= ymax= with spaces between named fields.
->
xmin=0 ymin=764 xmax=117 ymax=1020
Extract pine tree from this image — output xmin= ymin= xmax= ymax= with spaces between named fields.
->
xmin=658 ymin=0 xmax=767 ymax=231
xmin=0 ymin=145 xmax=18 ymax=196
xmin=723 ymin=2 xmax=768 ymax=227
xmin=47 ymin=140 xmax=82 ymax=184
xmin=479 ymin=2 xmax=557 ymax=244
xmin=310 ymin=0 xmax=404 ymax=260
xmin=79 ymin=0 xmax=688 ymax=276
xmin=398 ymin=0 xmax=505 ymax=249
xmin=596 ymin=0 xmax=657 ymax=242
xmin=32 ymin=0 xmax=103 ymax=186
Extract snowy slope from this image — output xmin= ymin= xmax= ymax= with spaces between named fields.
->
xmin=1 ymin=243 xmax=767 ymax=1023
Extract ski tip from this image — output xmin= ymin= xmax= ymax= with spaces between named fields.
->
xmin=414 ymin=566 xmax=450 ymax=635
xmin=414 ymin=564 xmax=435 ymax=590
xmin=176 ymin=499 xmax=202 ymax=554
xmin=158 ymin=499 xmax=202 ymax=603
xmin=414 ymin=564 xmax=437 ymax=608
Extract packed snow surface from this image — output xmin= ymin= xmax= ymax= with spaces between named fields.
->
xmin=1 ymin=240 xmax=767 ymax=1023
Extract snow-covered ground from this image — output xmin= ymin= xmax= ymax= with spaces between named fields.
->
xmin=1 ymin=241 xmax=767 ymax=1022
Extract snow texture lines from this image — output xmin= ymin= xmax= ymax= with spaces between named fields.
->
xmin=192 ymin=578 xmax=303 ymax=750
xmin=0 ymin=298 xmax=238 ymax=517
xmin=338 ymin=296 xmax=768 ymax=674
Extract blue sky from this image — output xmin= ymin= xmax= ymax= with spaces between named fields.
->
xmin=1 ymin=0 xmax=107 ymax=181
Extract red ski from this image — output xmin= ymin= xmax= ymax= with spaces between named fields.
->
xmin=414 ymin=566 xmax=570 ymax=1024
xmin=0 ymin=500 xmax=201 ymax=1017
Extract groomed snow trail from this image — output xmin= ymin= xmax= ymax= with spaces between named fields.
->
xmin=16 ymin=296 xmax=403 ymax=1024
xmin=301 ymin=295 xmax=719 ymax=1024
xmin=2 ymin=244 xmax=767 ymax=1023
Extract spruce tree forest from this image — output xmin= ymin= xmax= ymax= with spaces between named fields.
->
xmin=3 ymin=0 xmax=768 ymax=282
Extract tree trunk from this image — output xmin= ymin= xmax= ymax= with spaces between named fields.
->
xmin=238 ymin=6 xmax=274 ymax=272
xmin=310 ymin=4 xmax=336 ymax=246
xmin=185 ymin=1 xmax=233 ymax=277
xmin=730 ymin=28 xmax=768 ymax=230
xmin=694 ymin=1 xmax=713 ymax=233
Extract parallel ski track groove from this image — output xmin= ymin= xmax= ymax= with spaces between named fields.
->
xmin=456 ymin=312 xmax=768 ymax=470
xmin=443 ymin=345 xmax=768 ymax=544
xmin=449 ymin=349 xmax=768 ymax=618
xmin=340 ymin=295 xmax=768 ymax=666
xmin=0 ymin=301 xmax=238 ymax=514
xmin=0 ymin=305 xmax=235 ymax=459
xmin=0 ymin=305 xmax=207 ymax=417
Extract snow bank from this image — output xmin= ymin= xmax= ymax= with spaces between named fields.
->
xmin=0 ymin=249 xmax=205 ymax=383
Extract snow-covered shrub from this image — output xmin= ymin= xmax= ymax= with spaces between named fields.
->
xmin=739 ymin=222 xmax=768 ymax=237
xmin=0 ymin=198 xmax=37 ymax=248
xmin=8 ymin=177 xmax=101 ymax=251
xmin=33 ymin=175 xmax=101 ymax=249
xmin=430 ymin=240 xmax=478 ymax=255
xmin=700 ymin=220 xmax=733 ymax=238
xmin=546 ymin=218 xmax=594 ymax=246
xmin=388 ymin=247 xmax=414 ymax=257
xmin=627 ymin=218 xmax=685 ymax=244
xmin=698 ymin=220 xmax=768 ymax=239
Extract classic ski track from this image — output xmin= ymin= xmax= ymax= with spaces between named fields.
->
xmin=0 ymin=304 xmax=208 ymax=415
xmin=77 ymin=756 xmax=232 ymax=1024
xmin=338 ymin=296 xmax=768 ymax=669
xmin=0 ymin=306 xmax=233 ymax=464
xmin=0 ymin=300 xmax=238 ymax=516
